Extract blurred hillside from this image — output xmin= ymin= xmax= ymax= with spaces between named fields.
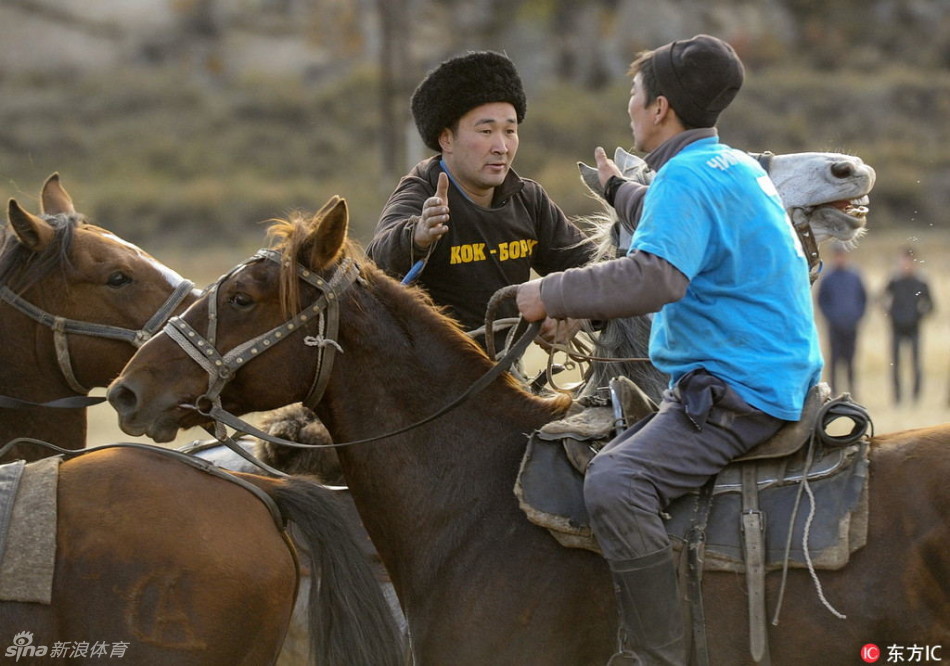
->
xmin=0 ymin=0 xmax=948 ymax=248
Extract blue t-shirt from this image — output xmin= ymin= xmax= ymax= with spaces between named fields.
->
xmin=631 ymin=137 xmax=822 ymax=420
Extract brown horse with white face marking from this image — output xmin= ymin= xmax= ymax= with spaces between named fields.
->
xmin=108 ymin=198 xmax=950 ymax=665
xmin=0 ymin=174 xmax=195 ymax=462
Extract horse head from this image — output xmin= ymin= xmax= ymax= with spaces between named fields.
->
xmin=764 ymin=151 xmax=875 ymax=246
xmin=108 ymin=196 xmax=360 ymax=442
xmin=582 ymin=148 xmax=875 ymax=252
xmin=0 ymin=173 xmax=197 ymax=393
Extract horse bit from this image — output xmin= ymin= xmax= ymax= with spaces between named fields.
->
xmin=0 ymin=278 xmax=194 ymax=404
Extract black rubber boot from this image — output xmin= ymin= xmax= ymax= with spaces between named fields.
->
xmin=606 ymin=546 xmax=687 ymax=666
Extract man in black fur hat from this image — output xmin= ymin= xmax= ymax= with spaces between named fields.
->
xmin=366 ymin=51 xmax=594 ymax=353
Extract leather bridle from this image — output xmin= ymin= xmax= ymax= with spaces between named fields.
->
xmin=0 ymin=278 xmax=194 ymax=405
xmin=749 ymin=151 xmax=822 ymax=283
xmin=159 ymin=250 xmax=537 ymax=475
xmin=165 ymin=248 xmax=361 ymax=440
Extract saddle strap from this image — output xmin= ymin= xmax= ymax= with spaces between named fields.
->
xmin=0 ymin=438 xmax=286 ymax=532
xmin=740 ymin=463 xmax=771 ymax=665
xmin=685 ymin=478 xmax=714 ymax=666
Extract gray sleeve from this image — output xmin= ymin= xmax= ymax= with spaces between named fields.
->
xmin=613 ymin=182 xmax=648 ymax=230
xmin=539 ymin=250 xmax=688 ymax=320
xmin=366 ymin=175 xmax=433 ymax=278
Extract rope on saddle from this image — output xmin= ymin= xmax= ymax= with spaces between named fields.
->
xmin=770 ymin=394 xmax=871 ymax=625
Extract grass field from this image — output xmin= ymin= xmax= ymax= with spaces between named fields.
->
xmin=85 ymin=227 xmax=948 ymax=448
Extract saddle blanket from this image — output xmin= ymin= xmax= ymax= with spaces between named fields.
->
xmin=515 ymin=409 xmax=870 ymax=573
xmin=0 ymin=456 xmax=61 ymax=604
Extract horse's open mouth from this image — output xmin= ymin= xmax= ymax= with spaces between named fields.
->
xmin=821 ymin=195 xmax=869 ymax=220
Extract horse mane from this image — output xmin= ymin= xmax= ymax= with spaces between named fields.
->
xmin=0 ymin=213 xmax=82 ymax=293
xmin=366 ymin=264 xmax=574 ymax=415
xmin=263 ymin=211 xmax=365 ymax=318
xmin=265 ymin=208 xmax=487 ymax=358
xmin=573 ymin=203 xmax=669 ymax=402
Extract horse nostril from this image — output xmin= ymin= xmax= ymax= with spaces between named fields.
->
xmin=831 ymin=161 xmax=855 ymax=179
xmin=107 ymin=382 xmax=138 ymax=416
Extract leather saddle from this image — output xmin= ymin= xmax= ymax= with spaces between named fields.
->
xmin=514 ymin=377 xmax=871 ymax=568
xmin=515 ymin=377 xmax=872 ymax=665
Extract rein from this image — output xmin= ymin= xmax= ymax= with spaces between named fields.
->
xmin=197 ymin=319 xmax=539 ymax=455
xmin=0 ymin=436 xmax=286 ymax=529
xmin=543 ymin=338 xmax=650 ymax=365
xmin=484 ymin=285 xmax=652 ymax=394
xmin=0 ymin=278 xmax=194 ymax=403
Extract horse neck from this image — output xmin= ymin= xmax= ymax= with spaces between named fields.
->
xmin=0 ymin=303 xmax=88 ymax=457
xmin=318 ymin=279 xmax=567 ymax=586
xmin=325 ymin=309 xmax=558 ymax=486
xmin=0 ymin=409 xmax=87 ymax=461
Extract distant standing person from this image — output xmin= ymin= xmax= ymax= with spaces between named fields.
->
xmin=817 ymin=244 xmax=867 ymax=397
xmin=883 ymin=246 xmax=934 ymax=404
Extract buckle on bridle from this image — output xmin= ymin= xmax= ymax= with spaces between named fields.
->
xmin=194 ymin=394 xmax=217 ymax=416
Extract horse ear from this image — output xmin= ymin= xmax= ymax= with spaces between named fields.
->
xmin=304 ymin=196 xmax=349 ymax=270
xmin=8 ymin=199 xmax=56 ymax=251
xmin=40 ymin=172 xmax=76 ymax=216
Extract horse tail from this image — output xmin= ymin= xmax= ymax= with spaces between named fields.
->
xmin=261 ymin=475 xmax=404 ymax=666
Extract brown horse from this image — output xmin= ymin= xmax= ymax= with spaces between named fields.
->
xmin=0 ymin=442 xmax=403 ymax=666
xmin=107 ymin=198 xmax=950 ymax=665
xmin=1 ymin=179 xmax=398 ymax=665
xmin=0 ymin=174 xmax=196 ymax=462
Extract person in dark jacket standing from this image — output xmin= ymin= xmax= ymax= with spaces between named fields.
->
xmin=366 ymin=51 xmax=594 ymax=353
xmin=883 ymin=246 xmax=934 ymax=404
xmin=817 ymin=244 xmax=867 ymax=397
xmin=516 ymin=35 xmax=822 ymax=665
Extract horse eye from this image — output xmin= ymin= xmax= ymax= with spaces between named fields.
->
xmin=106 ymin=271 xmax=132 ymax=288
xmin=229 ymin=292 xmax=254 ymax=309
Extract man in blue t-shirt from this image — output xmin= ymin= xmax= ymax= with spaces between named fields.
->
xmin=517 ymin=35 xmax=822 ymax=665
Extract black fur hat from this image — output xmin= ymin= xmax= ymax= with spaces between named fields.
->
xmin=411 ymin=51 xmax=527 ymax=152
xmin=652 ymin=34 xmax=744 ymax=128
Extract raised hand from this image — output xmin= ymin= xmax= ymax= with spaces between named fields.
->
xmin=415 ymin=171 xmax=451 ymax=249
xmin=594 ymin=146 xmax=623 ymax=189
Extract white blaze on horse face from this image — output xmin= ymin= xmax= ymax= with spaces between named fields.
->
xmin=765 ymin=152 xmax=875 ymax=244
xmin=767 ymin=153 xmax=876 ymax=210
xmin=102 ymin=232 xmax=188 ymax=289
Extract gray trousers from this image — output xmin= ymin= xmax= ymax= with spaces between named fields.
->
xmin=585 ymin=369 xmax=786 ymax=562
